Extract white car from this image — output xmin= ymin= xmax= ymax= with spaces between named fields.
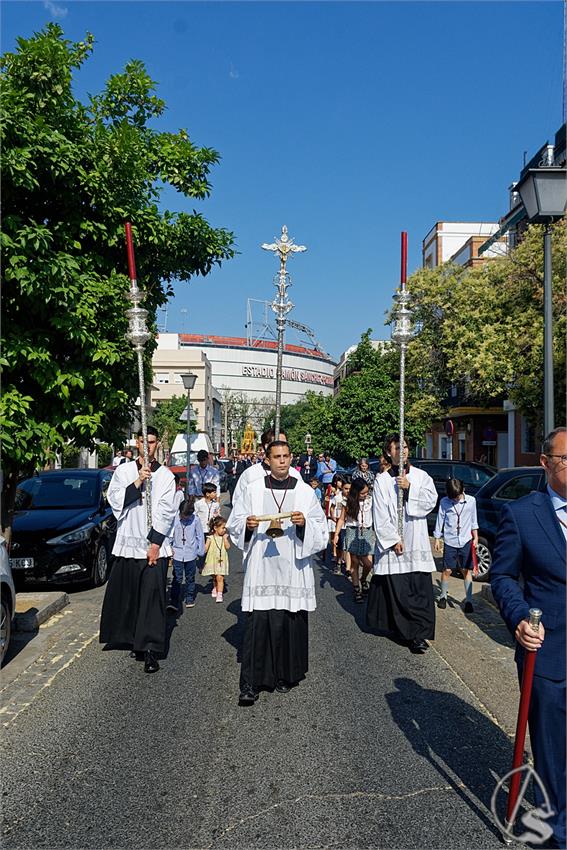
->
xmin=0 ymin=534 xmax=16 ymax=666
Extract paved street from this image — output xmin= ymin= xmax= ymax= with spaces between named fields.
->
xmin=1 ymin=534 xmax=527 ymax=850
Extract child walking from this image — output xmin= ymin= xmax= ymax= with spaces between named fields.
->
xmin=334 ymin=478 xmax=375 ymax=603
xmin=194 ymin=482 xmax=220 ymax=535
xmin=168 ymin=497 xmax=205 ymax=610
xmin=202 ymin=515 xmax=230 ymax=603
xmin=323 ymin=481 xmax=338 ymax=569
xmin=433 ymin=478 xmax=479 ymax=613
xmin=335 ymin=479 xmax=351 ymax=577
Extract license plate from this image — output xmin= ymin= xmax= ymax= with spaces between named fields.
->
xmin=10 ymin=557 xmax=35 ymax=570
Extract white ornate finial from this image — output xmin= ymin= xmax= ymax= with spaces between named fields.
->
xmin=261 ymin=225 xmax=307 ymax=267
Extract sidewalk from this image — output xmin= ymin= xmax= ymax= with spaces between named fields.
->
xmin=431 ymin=573 xmax=519 ymax=739
xmin=1 ymin=586 xmax=104 ymax=726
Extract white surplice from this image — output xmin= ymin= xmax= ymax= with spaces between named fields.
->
xmin=107 ymin=462 xmax=176 ymax=559
xmin=372 ymin=467 xmax=437 ymax=576
xmin=227 ymin=476 xmax=327 ymax=612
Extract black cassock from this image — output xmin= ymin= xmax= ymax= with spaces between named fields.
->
xmin=99 ymin=459 xmax=174 ymax=655
xmin=99 ymin=556 xmax=168 ymax=654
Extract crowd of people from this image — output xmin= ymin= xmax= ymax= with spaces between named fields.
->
xmin=98 ymin=424 xmax=566 ymax=848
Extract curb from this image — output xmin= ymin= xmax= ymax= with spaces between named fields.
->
xmin=14 ymin=592 xmax=70 ymax=632
xmin=481 ymin=583 xmax=496 ymax=608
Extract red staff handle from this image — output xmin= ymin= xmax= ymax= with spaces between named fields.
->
xmin=124 ymin=222 xmax=137 ymax=282
xmin=401 ymin=231 xmax=408 ymax=285
xmin=471 ymin=536 xmax=479 ymax=578
xmin=506 ymin=608 xmax=542 ymax=826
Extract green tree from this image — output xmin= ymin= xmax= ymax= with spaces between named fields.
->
xmin=405 ymin=221 xmax=566 ymax=431
xmin=269 ymin=333 xmax=429 ymax=464
xmin=149 ymin=396 xmax=189 ymax=455
xmin=96 ymin=442 xmax=112 ymax=468
xmin=1 ymin=25 xmax=235 ymax=531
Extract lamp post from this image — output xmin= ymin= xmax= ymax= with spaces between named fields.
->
xmin=181 ymin=372 xmax=197 ymax=496
xmin=305 ymin=432 xmax=312 ymax=449
xmin=391 ymin=232 xmax=414 ymax=539
xmin=515 ymin=162 xmax=567 ymax=435
xmin=261 ymin=226 xmax=306 ymax=436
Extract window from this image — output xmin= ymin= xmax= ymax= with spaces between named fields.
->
xmin=155 ymin=373 xmax=169 ymax=384
xmin=494 ymin=474 xmax=542 ymax=501
xmin=174 ymin=374 xmax=183 ymax=384
xmin=458 ymin=434 xmax=466 ymax=462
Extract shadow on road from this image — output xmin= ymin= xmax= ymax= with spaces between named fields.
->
xmin=386 ymin=676 xmax=524 ymax=839
xmin=221 ymin=597 xmax=247 ymax=663
xmin=317 ymin=558 xmax=376 ymax=634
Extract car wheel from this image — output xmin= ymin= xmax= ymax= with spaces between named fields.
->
xmin=474 ymin=537 xmax=492 ymax=581
xmin=92 ymin=542 xmax=109 ymax=587
xmin=0 ymin=595 xmax=12 ymax=667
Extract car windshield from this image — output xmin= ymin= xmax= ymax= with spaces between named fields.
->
xmin=15 ymin=476 xmax=99 ymax=509
xmin=169 ymin=451 xmax=197 ymax=467
xmin=453 ymin=464 xmax=494 ymax=487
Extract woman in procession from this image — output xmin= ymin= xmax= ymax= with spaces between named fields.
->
xmin=351 ymin=457 xmax=375 ymax=490
xmin=366 ymin=434 xmax=438 ymax=654
xmin=333 ymin=477 xmax=375 ymax=603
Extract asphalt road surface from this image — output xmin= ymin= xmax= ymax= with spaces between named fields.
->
xmin=2 ymin=545 xmax=522 ymax=849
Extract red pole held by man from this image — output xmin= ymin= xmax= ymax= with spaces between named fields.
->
xmin=505 ymin=607 xmax=543 ymax=830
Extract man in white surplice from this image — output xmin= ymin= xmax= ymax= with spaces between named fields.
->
xmin=227 ymin=440 xmax=327 ymax=705
xmin=366 ymin=434 xmax=438 ymax=654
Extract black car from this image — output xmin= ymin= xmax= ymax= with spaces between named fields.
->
xmin=10 ymin=469 xmax=116 ymax=588
xmin=409 ymin=459 xmax=496 ymax=497
xmin=472 ymin=466 xmax=546 ymax=580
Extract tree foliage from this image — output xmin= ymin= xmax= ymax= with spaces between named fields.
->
xmin=404 ymin=221 xmax=566 ymax=428
xmin=1 ymin=24 xmax=235 ymax=526
xmin=272 ymin=331 xmax=429 ymax=463
xmin=149 ymin=396 xmax=189 ymax=454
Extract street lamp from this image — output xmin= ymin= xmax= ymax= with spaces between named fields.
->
xmin=261 ymin=226 xmax=307 ymax=436
xmin=515 ymin=162 xmax=567 ymax=435
xmin=181 ymin=372 xmax=197 ymax=495
xmin=305 ymin=433 xmax=312 ymax=448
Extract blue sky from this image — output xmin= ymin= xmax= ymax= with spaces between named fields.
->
xmin=3 ymin=1 xmax=564 ymax=360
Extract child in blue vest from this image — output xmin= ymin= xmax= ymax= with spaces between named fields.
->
xmin=167 ymin=497 xmax=205 ymax=610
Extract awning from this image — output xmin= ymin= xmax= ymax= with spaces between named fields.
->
xmin=478 ymin=206 xmax=526 ymax=255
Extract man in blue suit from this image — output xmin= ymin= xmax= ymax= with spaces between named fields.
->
xmin=491 ymin=426 xmax=566 ymax=848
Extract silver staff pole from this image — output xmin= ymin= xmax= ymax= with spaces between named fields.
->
xmin=391 ymin=232 xmax=413 ymax=539
xmin=261 ymin=226 xmax=306 ymax=437
xmin=124 ymin=222 xmax=152 ymax=531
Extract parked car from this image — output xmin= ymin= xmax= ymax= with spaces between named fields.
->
xmin=471 ymin=466 xmax=546 ymax=580
xmin=409 ymin=458 xmax=496 ymax=497
xmin=0 ymin=535 xmax=16 ymax=667
xmin=10 ymin=469 xmax=117 ymax=588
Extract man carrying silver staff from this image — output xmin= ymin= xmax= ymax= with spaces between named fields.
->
xmin=99 ymin=426 xmax=176 ymax=674
xmin=227 ymin=440 xmax=327 ymax=705
xmin=366 ymin=434 xmax=437 ymax=654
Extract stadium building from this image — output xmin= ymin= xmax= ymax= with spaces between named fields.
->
xmin=151 ymin=333 xmax=336 ymax=451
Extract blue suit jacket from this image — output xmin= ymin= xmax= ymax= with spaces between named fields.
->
xmin=491 ymin=490 xmax=566 ymax=681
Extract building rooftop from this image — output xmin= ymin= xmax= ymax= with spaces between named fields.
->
xmin=179 ymin=334 xmax=334 ymax=362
